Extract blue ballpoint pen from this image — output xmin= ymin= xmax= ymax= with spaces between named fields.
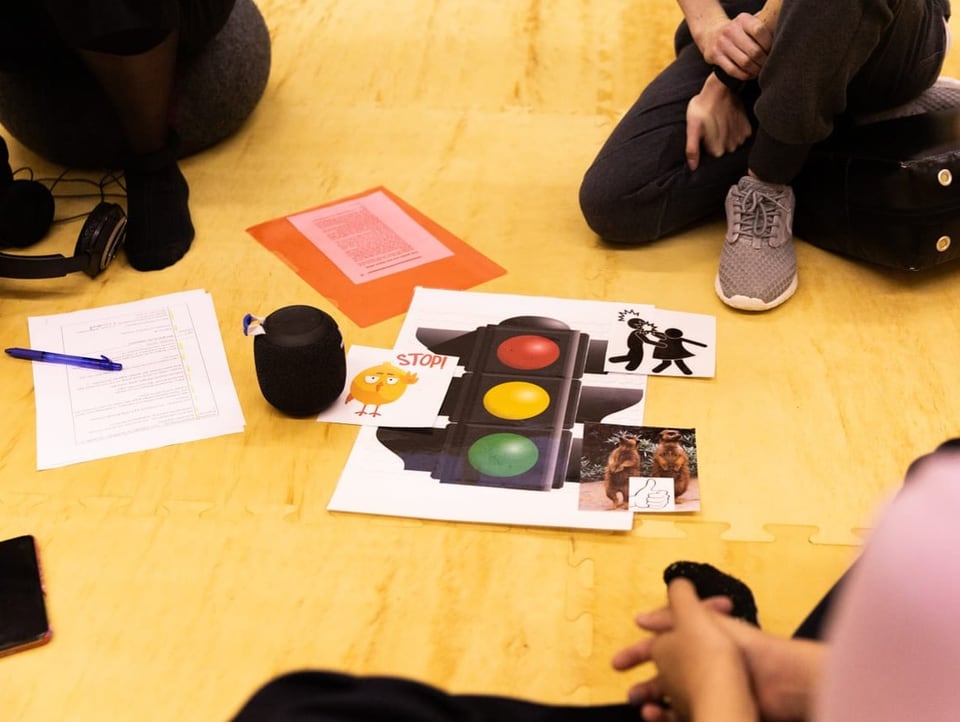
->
xmin=5 ymin=347 xmax=123 ymax=371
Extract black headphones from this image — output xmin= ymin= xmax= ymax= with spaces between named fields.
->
xmin=0 ymin=172 xmax=126 ymax=280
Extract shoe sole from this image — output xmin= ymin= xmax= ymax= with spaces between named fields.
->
xmin=714 ymin=273 xmax=798 ymax=311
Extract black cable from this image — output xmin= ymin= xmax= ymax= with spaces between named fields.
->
xmin=12 ymin=167 xmax=127 ymax=225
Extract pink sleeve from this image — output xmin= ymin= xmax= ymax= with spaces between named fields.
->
xmin=814 ymin=452 xmax=960 ymax=722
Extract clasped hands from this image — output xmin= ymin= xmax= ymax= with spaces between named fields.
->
xmin=685 ymin=12 xmax=773 ymax=170
xmin=613 ymin=577 xmax=822 ymax=722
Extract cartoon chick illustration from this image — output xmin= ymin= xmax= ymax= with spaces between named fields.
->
xmin=345 ymin=362 xmax=419 ymax=416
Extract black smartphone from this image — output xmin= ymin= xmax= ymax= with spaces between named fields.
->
xmin=0 ymin=535 xmax=52 ymax=657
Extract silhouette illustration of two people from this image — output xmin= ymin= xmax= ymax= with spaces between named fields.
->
xmin=608 ymin=317 xmax=706 ymax=375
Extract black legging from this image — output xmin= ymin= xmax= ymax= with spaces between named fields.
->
xmin=0 ymin=1 xmax=236 ymax=70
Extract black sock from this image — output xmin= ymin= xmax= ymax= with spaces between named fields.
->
xmin=123 ymin=133 xmax=194 ymax=271
xmin=663 ymin=560 xmax=760 ymax=626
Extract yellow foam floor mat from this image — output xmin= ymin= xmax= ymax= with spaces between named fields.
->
xmin=1 ymin=2 xmax=956 ymax=719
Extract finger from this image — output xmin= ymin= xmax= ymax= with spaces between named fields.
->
xmin=726 ymin=115 xmax=751 ymax=153
xmin=715 ymin=30 xmax=766 ymax=77
xmin=628 ymin=680 xmax=676 ymax=722
xmin=665 ymin=577 xmax=701 ymax=620
xmin=744 ymin=16 xmax=774 ymax=52
xmin=717 ymin=40 xmax=763 ymax=78
xmin=612 ymin=637 xmax=655 ymax=670
xmin=634 ymin=606 xmax=672 ymax=631
xmin=715 ymin=54 xmax=752 ymax=81
xmin=627 ymin=676 xmax=664 ymax=705
xmin=713 ymin=612 xmax=761 ymax=644
xmin=635 ymin=595 xmax=733 ymax=632
xmin=705 ymin=132 xmax=726 ymax=159
xmin=733 ymin=25 xmax=769 ymax=67
xmin=737 ymin=49 xmax=765 ymax=77
xmin=685 ymin=118 xmax=702 ymax=171
xmin=705 ymin=595 xmax=735 ymax=613
xmin=713 ymin=35 xmax=757 ymax=78
xmin=640 ymin=702 xmax=675 ymax=722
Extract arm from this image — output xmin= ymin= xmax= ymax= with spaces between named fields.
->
xmin=677 ymin=0 xmax=732 ymax=45
xmin=678 ymin=0 xmax=783 ymax=39
xmin=678 ymin=0 xmax=781 ymax=168
xmin=710 ymin=616 xmax=825 ymax=722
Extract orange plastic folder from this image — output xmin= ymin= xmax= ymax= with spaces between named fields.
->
xmin=246 ymin=187 xmax=506 ymax=327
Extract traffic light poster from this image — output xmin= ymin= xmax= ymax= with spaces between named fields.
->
xmin=328 ymin=288 xmax=710 ymax=531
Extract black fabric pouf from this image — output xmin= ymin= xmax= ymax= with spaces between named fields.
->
xmin=0 ymin=0 xmax=271 ymax=169
xmin=791 ymin=78 xmax=960 ymax=272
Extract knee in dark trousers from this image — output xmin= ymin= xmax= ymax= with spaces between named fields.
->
xmin=578 ymin=167 xmax=667 ymax=245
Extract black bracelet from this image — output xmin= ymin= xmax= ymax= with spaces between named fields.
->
xmin=712 ymin=65 xmax=746 ymax=93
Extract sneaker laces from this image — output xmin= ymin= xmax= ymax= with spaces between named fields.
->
xmin=730 ymin=186 xmax=790 ymax=249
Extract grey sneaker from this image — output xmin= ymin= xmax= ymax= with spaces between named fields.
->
xmin=715 ymin=176 xmax=798 ymax=311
